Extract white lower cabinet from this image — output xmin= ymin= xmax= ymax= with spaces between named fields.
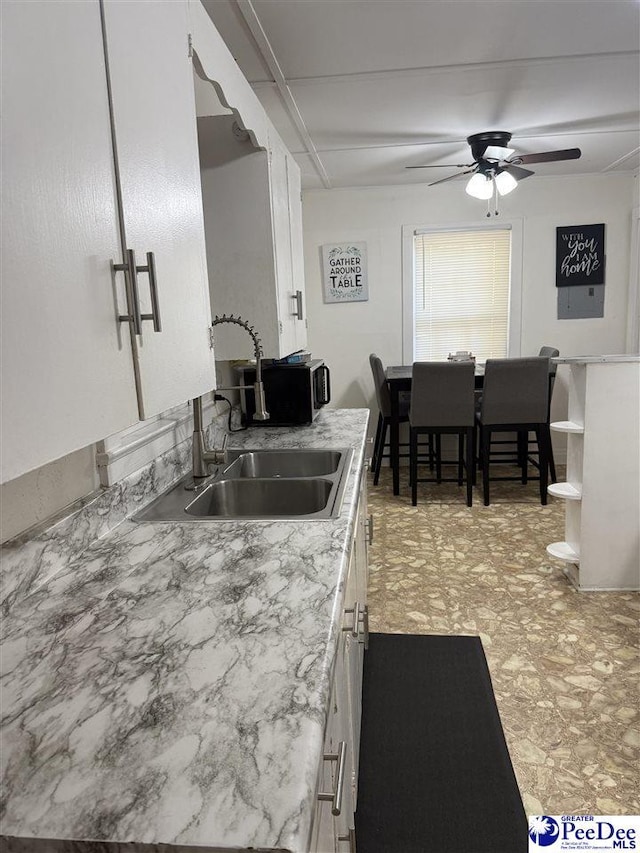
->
xmin=311 ymin=470 xmax=370 ymax=852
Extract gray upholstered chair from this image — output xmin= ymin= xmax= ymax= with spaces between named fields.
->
xmin=476 ymin=357 xmax=551 ymax=506
xmin=369 ymin=353 xmax=410 ymax=485
xmin=409 ymin=361 xmax=476 ymax=507
xmin=528 ymin=346 xmax=559 ymax=482
xmin=478 ymin=346 xmax=559 ymax=483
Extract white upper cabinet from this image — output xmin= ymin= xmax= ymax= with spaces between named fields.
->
xmin=102 ymin=0 xmax=215 ymax=418
xmin=189 ymin=2 xmax=307 ymax=361
xmin=269 ymin=132 xmax=307 ymax=358
xmin=1 ymin=0 xmax=215 ymax=484
xmin=195 ymin=114 xmax=307 ymax=360
xmin=1 ymin=0 xmax=139 ymax=484
xmin=287 ymin=153 xmax=308 ymax=353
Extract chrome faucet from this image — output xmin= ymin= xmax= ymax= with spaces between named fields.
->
xmin=191 ymin=396 xmax=228 ymax=483
xmin=190 ymin=314 xmax=269 ymax=483
xmin=210 ymin=314 xmax=270 ymax=422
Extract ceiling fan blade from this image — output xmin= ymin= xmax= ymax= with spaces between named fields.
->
xmin=504 ymin=164 xmax=535 ymax=181
xmin=512 ymin=148 xmax=581 ymax=165
xmin=406 ymin=163 xmax=473 ymax=170
xmin=428 ymin=168 xmax=476 ymax=187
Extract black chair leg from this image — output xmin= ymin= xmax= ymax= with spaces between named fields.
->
xmin=517 ymin=431 xmax=528 ymax=484
xmin=457 ymin=433 xmax=464 ymax=486
xmin=411 ymin=428 xmax=418 ymax=506
xmin=372 ymin=413 xmax=383 ymax=478
xmin=548 ymin=432 xmax=557 ymax=484
xmin=482 ymin=426 xmax=491 ymax=506
xmin=435 ymin=434 xmax=442 ymax=483
xmin=466 ymin=427 xmax=473 ymax=507
xmin=471 ymin=425 xmax=478 ymax=485
xmin=373 ymin=417 xmax=387 ymax=485
xmin=537 ymin=424 xmax=550 ymax=505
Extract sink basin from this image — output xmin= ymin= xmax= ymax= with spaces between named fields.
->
xmin=222 ymin=449 xmax=342 ymax=478
xmin=185 ymin=477 xmax=333 ymax=518
xmin=134 ymin=447 xmax=353 ymax=522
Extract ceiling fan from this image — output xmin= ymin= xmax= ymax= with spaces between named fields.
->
xmin=407 ymin=131 xmax=581 ymax=200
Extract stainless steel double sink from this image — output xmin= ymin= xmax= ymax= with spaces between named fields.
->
xmin=135 ymin=448 xmax=353 ymax=522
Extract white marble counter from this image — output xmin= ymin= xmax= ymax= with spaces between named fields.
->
xmin=0 ymin=409 xmax=370 ymax=853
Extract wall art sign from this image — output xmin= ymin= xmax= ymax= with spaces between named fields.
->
xmin=556 ymin=223 xmax=605 ymax=287
xmin=321 ymin=242 xmax=368 ymax=303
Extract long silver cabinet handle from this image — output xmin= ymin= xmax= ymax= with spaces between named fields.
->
xmin=362 ymin=604 xmax=370 ymax=650
xmin=114 ymin=248 xmax=143 ymax=335
xmin=138 ymin=251 xmax=162 ymax=332
xmin=291 ymin=289 xmax=304 ymax=320
xmin=318 ymin=740 xmax=347 ymax=816
xmin=366 ymin=514 xmax=374 ymax=545
xmin=343 ymin=601 xmax=361 ymax=639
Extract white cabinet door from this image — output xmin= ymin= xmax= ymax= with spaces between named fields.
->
xmin=0 ymin=0 xmax=139 ymax=484
xmin=269 ymin=136 xmax=298 ymax=358
xmin=344 ymin=470 xmax=369 ymax=810
xmin=287 ymin=154 xmax=308 ymax=352
xmin=102 ymin=0 xmax=215 ymax=418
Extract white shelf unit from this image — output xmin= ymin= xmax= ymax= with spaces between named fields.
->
xmin=547 ymin=358 xmax=640 ymax=591
xmin=547 ymin=482 xmax=582 ymax=500
xmin=546 ymin=541 xmax=580 ymax=563
xmin=551 ymin=420 xmax=584 ymax=435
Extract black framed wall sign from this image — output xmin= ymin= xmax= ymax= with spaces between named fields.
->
xmin=556 ymin=223 xmax=605 ymax=287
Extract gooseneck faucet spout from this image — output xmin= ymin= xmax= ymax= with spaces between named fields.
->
xmin=210 ymin=314 xmax=270 ymax=421
xmin=190 ymin=314 xmax=270 ymax=483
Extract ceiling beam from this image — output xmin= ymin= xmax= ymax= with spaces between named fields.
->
xmin=602 ymin=146 xmax=640 ymax=172
xmin=281 ymin=50 xmax=640 ymax=87
xmin=234 ymin=0 xmax=332 ymax=189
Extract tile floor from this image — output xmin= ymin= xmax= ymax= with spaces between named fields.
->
xmin=366 ymin=466 xmax=639 ymax=816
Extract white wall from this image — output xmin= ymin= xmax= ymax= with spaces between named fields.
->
xmin=302 ymin=173 xmax=636 ymax=452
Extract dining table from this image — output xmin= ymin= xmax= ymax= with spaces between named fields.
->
xmin=385 ymin=362 xmax=485 ymax=495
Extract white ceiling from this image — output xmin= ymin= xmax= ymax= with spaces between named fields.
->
xmin=201 ymin=0 xmax=640 ymax=190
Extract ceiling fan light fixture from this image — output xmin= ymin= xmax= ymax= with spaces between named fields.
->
xmin=465 ymin=172 xmax=493 ymax=200
xmin=483 ymin=145 xmax=515 ymax=160
xmin=494 ymin=170 xmax=518 ymax=196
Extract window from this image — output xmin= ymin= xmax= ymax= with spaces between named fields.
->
xmin=404 ymin=226 xmax=518 ymax=363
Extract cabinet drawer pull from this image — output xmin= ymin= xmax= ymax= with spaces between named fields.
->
xmin=291 ymin=289 xmax=304 ymax=320
xmin=362 ymin=603 xmax=369 ymax=650
xmin=366 ymin=514 xmax=374 ymax=545
xmin=365 ymin=436 xmax=374 ymax=470
xmin=337 ymin=827 xmax=357 ymax=852
xmin=343 ymin=601 xmax=361 ymax=639
xmin=138 ymin=251 xmax=162 ymax=332
xmin=114 ymin=247 xmax=143 ymax=335
xmin=318 ymin=740 xmax=347 ymax=816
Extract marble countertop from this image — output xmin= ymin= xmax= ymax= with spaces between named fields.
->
xmin=1 ymin=408 xmax=369 ymax=853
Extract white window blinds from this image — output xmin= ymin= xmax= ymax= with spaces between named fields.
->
xmin=413 ymin=228 xmax=511 ymax=362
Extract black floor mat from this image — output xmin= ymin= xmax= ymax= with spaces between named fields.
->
xmin=355 ymin=633 xmax=527 ymax=853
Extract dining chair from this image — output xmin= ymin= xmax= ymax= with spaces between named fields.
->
xmin=409 ymin=361 xmax=476 ymax=507
xmin=525 ymin=346 xmax=559 ymax=482
xmin=477 ymin=346 xmax=559 ymax=483
xmin=369 ymin=353 xmax=410 ymax=485
xmin=476 ymin=357 xmax=551 ymax=506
